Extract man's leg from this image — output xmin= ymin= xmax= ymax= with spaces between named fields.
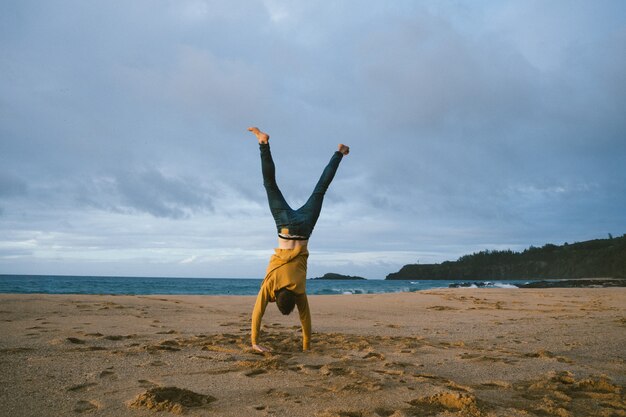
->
xmin=260 ymin=143 xmax=292 ymax=215
xmin=249 ymin=127 xmax=293 ymax=230
xmin=297 ymin=144 xmax=349 ymax=232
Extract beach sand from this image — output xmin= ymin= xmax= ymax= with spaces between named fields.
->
xmin=1 ymin=289 xmax=625 ymax=417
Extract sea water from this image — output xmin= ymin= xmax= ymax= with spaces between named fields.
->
xmin=0 ymin=275 xmax=528 ymax=295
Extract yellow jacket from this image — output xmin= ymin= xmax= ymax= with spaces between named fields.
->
xmin=251 ymin=245 xmax=311 ymax=350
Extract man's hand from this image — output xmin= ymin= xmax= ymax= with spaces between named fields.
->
xmin=252 ymin=344 xmax=272 ymax=353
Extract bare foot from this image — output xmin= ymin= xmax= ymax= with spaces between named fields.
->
xmin=248 ymin=127 xmax=269 ymax=144
xmin=338 ymin=144 xmax=350 ymax=155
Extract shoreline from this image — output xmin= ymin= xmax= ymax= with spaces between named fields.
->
xmin=1 ymin=289 xmax=625 ymax=416
xmin=3 ymin=274 xmax=626 ymax=297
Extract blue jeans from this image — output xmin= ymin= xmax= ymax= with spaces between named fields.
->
xmin=260 ymin=143 xmax=343 ymax=239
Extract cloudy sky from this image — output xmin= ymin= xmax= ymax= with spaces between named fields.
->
xmin=1 ymin=1 xmax=625 ymax=279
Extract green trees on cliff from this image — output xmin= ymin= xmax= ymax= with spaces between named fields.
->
xmin=386 ymin=234 xmax=626 ymax=280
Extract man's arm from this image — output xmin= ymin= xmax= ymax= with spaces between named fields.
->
xmin=296 ymin=293 xmax=311 ymax=351
xmin=251 ymin=285 xmax=271 ymax=352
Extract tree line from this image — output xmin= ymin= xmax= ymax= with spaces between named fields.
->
xmin=386 ymin=234 xmax=626 ymax=280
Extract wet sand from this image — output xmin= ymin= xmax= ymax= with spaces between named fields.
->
xmin=1 ymin=289 xmax=625 ymax=417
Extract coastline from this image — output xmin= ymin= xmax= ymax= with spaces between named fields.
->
xmin=6 ymin=274 xmax=626 ymax=297
xmin=1 ymin=289 xmax=625 ymax=416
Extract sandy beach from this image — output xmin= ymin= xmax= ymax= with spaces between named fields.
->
xmin=1 ymin=289 xmax=625 ymax=417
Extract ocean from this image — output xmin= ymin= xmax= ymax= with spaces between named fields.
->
xmin=0 ymin=275 xmax=526 ymax=295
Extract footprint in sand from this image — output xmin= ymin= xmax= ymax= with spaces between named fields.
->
xmin=315 ymin=410 xmax=363 ymax=417
xmin=479 ymin=380 xmax=512 ymax=389
xmin=156 ymin=329 xmax=178 ymax=335
xmin=320 ymin=364 xmax=352 ymax=377
xmin=265 ymin=388 xmax=290 ymax=398
xmin=295 ymin=364 xmax=323 ymax=375
xmin=427 ymin=305 xmax=458 ymax=311
xmin=373 ymin=408 xmax=396 ymax=417
xmin=244 ymin=369 xmax=268 ymax=377
xmin=144 ymin=340 xmax=181 ymax=353
xmin=362 ymin=351 xmax=385 ymax=360
xmin=523 ymin=349 xmax=574 ymax=363
xmin=99 ymin=369 xmax=115 ymax=378
xmin=138 ymin=379 xmax=159 ymax=388
xmin=73 ymin=400 xmax=100 ymax=413
xmin=67 ymin=382 xmax=98 ymax=392
xmin=104 ymin=334 xmax=135 ymax=340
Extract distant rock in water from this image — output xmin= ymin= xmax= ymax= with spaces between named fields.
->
xmin=517 ymin=279 xmax=626 ymax=288
xmin=448 ymin=282 xmax=490 ymax=288
xmin=311 ymin=273 xmax=367 ymax=280
xmin=448 ymin=279 xmax=626 ymax=289
xmin=386 ymin=235 xmax=626 ymax=280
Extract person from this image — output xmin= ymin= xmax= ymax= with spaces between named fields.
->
xmin=248 ymin=127 xmax=349 ymax=352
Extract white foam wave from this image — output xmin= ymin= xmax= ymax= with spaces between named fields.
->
xmin=492 ymin=283 xmax=518 ymax=289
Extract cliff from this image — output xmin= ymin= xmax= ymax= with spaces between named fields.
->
xmin=386 ymin=235 xmax=626 ymax=280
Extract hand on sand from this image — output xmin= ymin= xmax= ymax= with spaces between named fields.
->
xmin=248 ymin=127 xmax=269 ymax=144
xmin=252 ymin=344 xmax=272 ymax=353
xmin=338 ymin=144 xmax=350 ymax=155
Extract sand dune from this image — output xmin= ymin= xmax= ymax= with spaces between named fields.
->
xmin=0 ymin=289 xmax=625 ymax=416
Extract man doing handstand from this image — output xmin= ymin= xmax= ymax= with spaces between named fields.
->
xmin=248 ymin=127 xmax=349 ymax=352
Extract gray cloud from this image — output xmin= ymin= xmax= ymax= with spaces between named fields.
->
xmin=0 ymin=172 xmax=27 ymax=197
xmin=112 ymin=168 xmax=214 ymax=219
xmin=1 ymin=1 xmax=624 ymax=278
